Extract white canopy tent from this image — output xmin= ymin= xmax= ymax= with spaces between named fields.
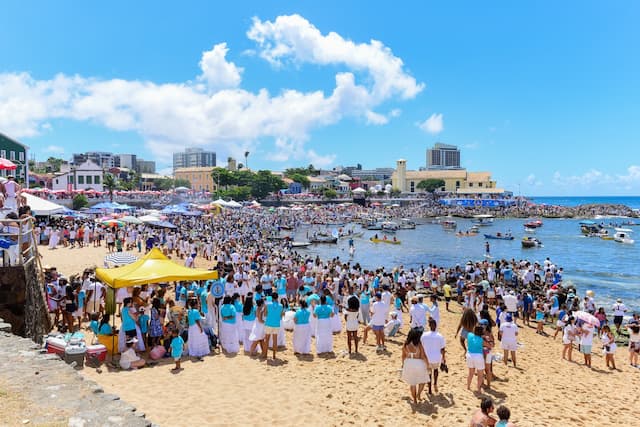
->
xmin=225 ymin=200 xmax=242 ymax=208
xmin=23 ymin=194 xmax=66 ymax=216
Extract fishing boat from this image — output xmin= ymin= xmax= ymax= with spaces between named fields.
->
xmin=381 ymin=221 xmax=399 ymax=233
xmin=364 ymin=220 xmax=382 ymax=230
xmin=484 ymin=233 xmax=514 ymax=240
xmin=370 ymin=237 xmax=401 ymax=245
xmin=338 ymin=231 xmax=364 ymax=239
xmin=399 ymin=218 xmax=416 ymax=229
xmin=310 ymin=236 xmax=338 ymax=244
xmin=441 ymin=220 xmax=457 ymax=231
xmin=291 ymin=241 xmax=312 ymax=248
xmin=521 ymin=237 xmax=543 ymax=248
xmin=613 ymin=228 xmax=634 ymax=244
xmin=471 ymin=214 xmax=495 ymax=226
xmin=524 ymin=220 xmax=543 ymax=228
xmin=580 ymin=220 xmax=603 ymax=235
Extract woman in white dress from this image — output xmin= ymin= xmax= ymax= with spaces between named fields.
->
xmin=248 ymin=299 xmax=266 ymax=356
xmin=314 ymin=295 xmax=335 ymax=354
xmin=187 ymin=300 xmax=210 ymax=358
xmin=204 ymin=286 xmax=218 ymax=331
xmin=241 ymin=295 xmax=256 ymax=353
xmin=293 ymin=300 xmax=312 ymax=354
xmin=401 ymin=327 xmax=430 ymax=404
xmin=219 ymin=296 xmax=239 ymax=353
xmin=233 ymin=293 xmax=244 ymax=345
xmin=48 ymin=228 xmax=60 ymax=249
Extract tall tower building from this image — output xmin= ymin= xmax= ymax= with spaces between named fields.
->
xmin=426 ymin=143 xmax=461 ymax=170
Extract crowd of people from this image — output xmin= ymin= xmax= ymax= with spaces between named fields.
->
xmin=37 ymin=205 xmax=640 ymax=427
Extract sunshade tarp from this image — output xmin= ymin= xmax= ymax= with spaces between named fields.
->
xmin=23 ymin=193 xmax=66 ymax=216
xmin=96 ymin=247 xmax=218 ymax=288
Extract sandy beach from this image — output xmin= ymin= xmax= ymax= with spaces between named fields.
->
xmin=36 ymin=244 xmax=640 ymax=427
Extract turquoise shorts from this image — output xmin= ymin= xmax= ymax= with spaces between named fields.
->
xmin=581 ymin=345 xmax=592 ymax=355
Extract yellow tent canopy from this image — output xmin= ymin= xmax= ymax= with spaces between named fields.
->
xmin=96 ymin=247 xmax=218 ymax=288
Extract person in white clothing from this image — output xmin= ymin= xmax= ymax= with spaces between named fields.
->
xmin=2 ymin=176 xmax=20 ymax=211
xmin=612 ymin=298 xmax=627 ymax=334
xmin=409 ymin=296 xmax=427 ymax=329
xmin=370 ymin=293 xmax=388 ymax=351
xmin=499 ymin=314 xmax=518 ymax=367
xmin=421 ymin=318 xmax=446 ymax=394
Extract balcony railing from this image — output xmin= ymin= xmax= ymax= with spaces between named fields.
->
xmin=0 ymin=216 xmax=39 ymax=268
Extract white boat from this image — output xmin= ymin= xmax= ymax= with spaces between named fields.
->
xmin=613 ymin=228 xmax=634 ymax=244
xmin=471 ymin=214 xmax=495 ymax=226
xmin=291 ymin=241 xmax=312 ymax=248
xmin=399 ymin=218 xmax=416 ymax=229
xmin=381 ymin=221 xmax=399 ymax=233
xmin=442 ymin=220 xmax=457 ymax=230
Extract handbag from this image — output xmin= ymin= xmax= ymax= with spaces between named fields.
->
xmin=439 ymin=362 xmax=448 ymax=373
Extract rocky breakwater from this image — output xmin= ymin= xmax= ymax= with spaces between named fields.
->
xmin=0 ymin=324 xmax=153 ymax=427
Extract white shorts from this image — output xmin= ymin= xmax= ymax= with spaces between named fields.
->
xmin=550 ymin=307 xmax=559 ymax=316
xmin=485 ymin=353 xmax=493 ymax=364
xmin=501 ymin=340 xmax=518 ymax=352
xmin=556 ymin=320 xmax=566 ymax=328
xmin=466 ymin=353 xmax=485 ymax=370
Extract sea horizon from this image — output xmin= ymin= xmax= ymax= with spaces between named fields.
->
xmin=528 ymin=195 xmax=640 ymax=209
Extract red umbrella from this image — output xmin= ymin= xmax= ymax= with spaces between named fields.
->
xmin=0 ymin=158 xmax=17 ymax=170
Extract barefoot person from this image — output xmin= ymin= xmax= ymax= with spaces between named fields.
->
xmin=421 ymin=318 xmax=446 ymax=394
xmin=562 ymin=316 xmax=576 ymax=361
xmin=466 ymin=325 xmax=486 ymax=393
xmin=600 ymin=325 xmax=617 ymax=370
xmin=499 ymin=314 xmax=518 ymax=368
xmin=401 ymin=327 xmax=429 ymax=404
xmin=264 ymin=295 xmax=284 ymax=359
xmin=169 ymin=329 xmax=185 ymax=371
xmin=344 ymin=289 xmax=361 ymax=354
xmin=370 ymin=292 xmax=387 ymax=352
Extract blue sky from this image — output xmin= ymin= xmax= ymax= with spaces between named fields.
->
xmin=1 ymin=1 xmax=638 ymax=196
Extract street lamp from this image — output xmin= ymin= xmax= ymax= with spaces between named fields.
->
xmin=244 ymin=151 xmax=249 ymax=170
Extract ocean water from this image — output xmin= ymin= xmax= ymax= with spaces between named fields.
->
xmin=530 ymin=196 xmax=640 ymax=209
xmin=295 ymin=218 xmax=640 ymax=312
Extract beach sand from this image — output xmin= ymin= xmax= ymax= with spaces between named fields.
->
xmin=40 ymin=244 xmax=640 ymax=427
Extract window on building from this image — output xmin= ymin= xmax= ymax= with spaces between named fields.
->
xmin=19 ymin=152 xmax=24 ymax=162
xmin=55 ymin=179 xmax=59 ymax=184
xmin=10 ymin=151 xmax=15 ymax=160
xmin=410 ymin=181 xmax=415 ymax=193
xmin=94 ymin=176 xmax=100 ymax=184
xmin=469 ymin=183 xmax=473 ymax=187
xmin=0 ymin=150 xmax=5 ymax=158
xmin=68 ymin=175 xmax=74 ymax=184
xmin=479 ymin=182 xmax=483 ymax=187
xmin=78 ymin=175 xmax=85 ymax=184
xmin=86 ymin=176 xmax=92 ymax=185
xmin=455 ymin=180 xmax=460 ymax=188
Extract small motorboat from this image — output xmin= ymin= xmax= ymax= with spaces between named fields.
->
xmin=614 ymin=228 xmax=634 ymax=244
xmin=521 ymin=237 xmax=543 ymax=248
xmin=310 ymin=236 xmax=338 ymax=244
xmin=381 ymin=221 xmax=399 ymax=233
xmin=441 ymin=220 xmax=457 ymax=231
xmin=484 ymin=233 xmax=514 ymax=240
xmin=291 ymin=241 xmax=312 ymax=248
xmin=338 ymin=231 xmax=364 ymax=239
xmin=524 ymin=220 xmax=543 ymax=228
xmin=399 ymin=218 xmax=416 ymax=229
xmin=370 ymin=237 xmax=401 ymax=245
xmin=471 ymin=214 xmax=494 ymax=226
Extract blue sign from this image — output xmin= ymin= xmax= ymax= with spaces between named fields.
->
xmin=210 ymin=281 xmax=225 ymax=298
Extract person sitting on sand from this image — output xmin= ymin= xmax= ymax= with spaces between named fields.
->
xmin=496 ymin=405 xmax=516 ymax=427
xmin=469 ymin=397 xmax=496 ymax=426
xmin=119 ymin=338 xmax=146 ymax=370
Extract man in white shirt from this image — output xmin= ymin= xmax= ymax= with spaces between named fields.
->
xmin=427 ymin=295 xmax=440 ymax=327
xmin=421 ymin=318 xmax=446 ymax=394
xmin=503 ymin=291 xmax=518 ymax=324
xmin=409 ymin=296 xmax=427 ymax=329
xmin=612 ymin=298 xmax=628 ymax=334
xmin=499 ymin=314 xmax=518 ymax=367
xmin=370 ymin=293 xmax=388 ymax=351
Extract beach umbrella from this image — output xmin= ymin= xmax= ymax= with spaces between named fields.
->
xmin=120 ymin=215 xmax=143 ymax=224
xmin=104 ymin=252 xmax=138 ymax=266
xmin=574 ymin=311 xmax=600 ymax=327
xmin=101 ymin=219 xmax=125 ymax=228
xmin=0 ymin=158 xmax=17 ymax=170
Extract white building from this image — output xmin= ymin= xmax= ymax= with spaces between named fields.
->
xmin=52 ymin=160 xmax=104 ymax=191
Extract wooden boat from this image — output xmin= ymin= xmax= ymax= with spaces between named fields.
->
xmin=291 ymin=241 xmax=312 ymax=248
xmin=310 ymin=237 xmax=338 ymax=244
xmin=521 ymin=237 xmax=543 ymax=248
xmin=339 ymin=231 xmax=364 ymax=239
xmin=524 ymin=220 xmax=543 ymax=228
xmin=441 ymin=220 xmax=457 ymax=230
xmin=370 ymin=237 xmax=401 ymax=245
xmin=471 ymin=214 xmax=494 ymax=226
xmin=484 ymin=233 xmax=514 ymax=240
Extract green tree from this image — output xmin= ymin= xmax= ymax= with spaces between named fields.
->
xmin=173 ymin=178 xmax=191 ymax=189
xmin=211 ymin=167 xmax=236 ymax=189
xmin=46 ymin=157 xmax=65 ymax=172
xmin=323 ymin=188 xmax=337 ymax=199
xmin=103 ymin=174 xmax=117 ymax=202
xmin=416 ymin=179 xmax=445 ymax=193
xmin=72 ymin=194 xmax=88 ymax=210
xmin=288 ymin=173 xmax=310 ymax=189
xmin=219 ymin=186 xmax=252 ymax=201
xmin=251 ymin=170 xmax=285 ymax=199
xmin=234 ymin=170 xmax=254 ymax=187
xmin=153 ymin=178 xmax=173 ymax=191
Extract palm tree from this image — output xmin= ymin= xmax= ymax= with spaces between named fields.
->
xmin=103 ymin=173 xmax=117 ymax=202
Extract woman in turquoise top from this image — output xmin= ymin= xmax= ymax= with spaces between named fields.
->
xmin=121 ymin=297 xmax=138 ymax=337
xmin=241 ymin=294 xmax=256 ymax=353
xmin=293 ymin=300 xmax=312 ymax=354
xmin=466 ymin=325 xmax=486 ymax=393
xmin=264 ymin=297 xmax=283 ymax=359
xmin=220 ymin=296 xmax=239 ymax=353
xmin=313 ymin=295 xmax=335 ymax=354
xmin=187 ymin=299 xmax=209 ymax=358
xmin=360 ymin=290 xmax=371 ymax=325
xmin=98 ymin=314 xmax=113 ymax=335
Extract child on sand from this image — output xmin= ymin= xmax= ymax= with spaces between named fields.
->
xmin=170 ymin=329 xmax=185 ymax=371
xmin=600 ymin=325 xmax=617 ymax=370
xmin=496 ymin=405 xmax=516 ymax=427
xmin=562 ymin=316 xmax=576 ymax=362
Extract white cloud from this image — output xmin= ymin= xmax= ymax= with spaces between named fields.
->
xmin=525 ymin=173 xmax=542 ymax=187
xmin=45 ymin=145 xmax=65 ymax=154
xmin=552 ymin=169 xmax=613 ymax=187
xmin=197 ymin=43 xmax=243 ymax=91
xmin=389 ymin=108 xmax=401 ymax=118
xmin=0 ymin=14 xmax=423 ymax=167
xmin=418 ymin=113 xmax=443 ymax=134
xmin=365 ymin=110 xmax=388 ymax=125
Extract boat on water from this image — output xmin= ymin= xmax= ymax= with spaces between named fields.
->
xmin=370 ymin=237 xmax=401 ymax=245
xmin=484 ymin=233 xmax=514 ymax=240
xmin=580 ymin=220 xmax=603 ymax=235
xmin=338 ymin=231 xmax=364 ymax=239
xmin=524 ymin=220 xmax=543 ymax=228
xmin=381 ymin=221 xmax=399 ymax=233
xmin=364 ymin=220 xmax=382 ymax=230
xmin=521 ymin=237 xmax=543 ymax=248
xmin=291 ymin=241 xmax=312 ymax=248
xmin=399 ymin=218 xmax=416 ymax=229
xmin=471 ymin=214 xmax=495 ymax=226
xmin=310 ymin=236 xmax=338 ymax=244
xmin=441 ymin=220 xmax=457 ymax=230
xmin=599 ymin=230 xmax=614 ymax=240
xmin=613 ymin=228 xmax=634 ymax=244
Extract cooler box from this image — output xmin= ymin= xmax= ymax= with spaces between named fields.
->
xmin=86 ymin=344 xmax=107 ymax=363
xmin=46 ymin=337 xmax=67 ymax=357
xmin=64 ymin=345 xmax=87 ymax=368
